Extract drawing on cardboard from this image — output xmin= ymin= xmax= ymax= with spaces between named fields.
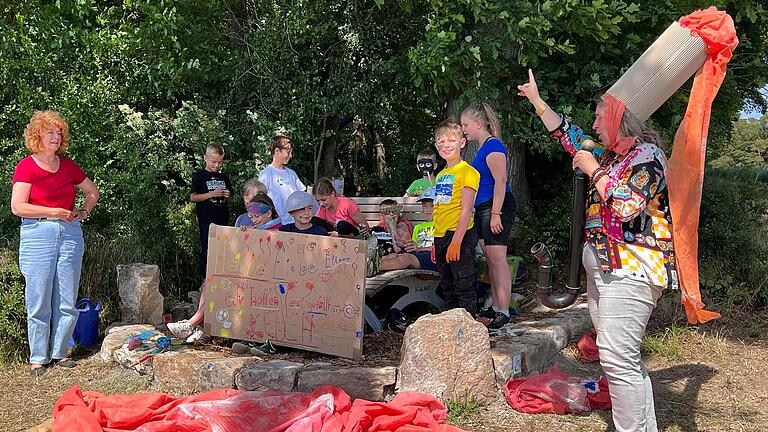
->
xmin=204 ymin=224 xmax=366 ymax=359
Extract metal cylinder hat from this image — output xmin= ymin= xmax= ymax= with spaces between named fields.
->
xmin=607 ymin=21 xmax=708 ymax=121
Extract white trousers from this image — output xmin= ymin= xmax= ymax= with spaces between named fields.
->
xmin=583 ymin=245 xmax=661 ymax=432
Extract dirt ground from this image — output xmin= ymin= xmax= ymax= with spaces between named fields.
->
xmin=3 ymin=311 xmax=768 ymax=432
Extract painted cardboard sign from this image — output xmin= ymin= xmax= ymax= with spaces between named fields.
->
xmin=204 ymin=224 xmax=366 ymax=360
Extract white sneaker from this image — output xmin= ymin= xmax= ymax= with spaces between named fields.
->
xmin=186 ymin=327 xmax=205 ymax=343
xmin=167 ymin=320 xmax=194 ymax=339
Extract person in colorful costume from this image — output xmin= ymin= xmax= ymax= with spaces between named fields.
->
xmin=519 ymin=70 xmax=670 ymax=431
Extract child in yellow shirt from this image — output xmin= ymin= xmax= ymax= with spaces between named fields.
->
xmin=432 ymin=121 xmax=480 ymax=316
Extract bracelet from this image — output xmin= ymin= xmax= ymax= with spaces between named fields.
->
xmin=534 ymin=103 xmax=549 ymax=117
xmin=590 ymin=167 xmax=606 ymax=179
xmin=590 ymin=170 xmax=609 ymax=187
xmin=491 ymin=211 xmax=502 ymax=216
xmin=78 ymin=207 xmax=90 ymax=216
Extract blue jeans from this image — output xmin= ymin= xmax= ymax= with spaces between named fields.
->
xmin=19 ymin=219 xmax=84 ymax=364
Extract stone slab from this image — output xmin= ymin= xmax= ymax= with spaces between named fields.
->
xmin=297 ymin=364 xmax=397 ymax=401
xmin=236 ymin=359 xmax=304 ymax=392
xmin=199 ymin=356 xmax=263 ymax=391
xmin=153 ymin=350 xmax=228 ymax=394
xmin=490 ymin=303 xmax=591 ymax=384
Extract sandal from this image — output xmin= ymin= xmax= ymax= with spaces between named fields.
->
xmin=29 ymin=365 xmax=46 ymax=377
xmin=54 ymin=358 xmax=77 ymax=368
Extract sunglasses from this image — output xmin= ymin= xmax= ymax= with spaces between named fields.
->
xmin=247 ymin=202 xmax=273 ymax=215
xmin=380 ymin=206 xmax=402 ymax=216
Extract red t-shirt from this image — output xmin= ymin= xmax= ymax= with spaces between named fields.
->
xmin=315 ymin=195 xmax=360 ymax=226
xmin=12 ymin=155 xmax=87 ymax=210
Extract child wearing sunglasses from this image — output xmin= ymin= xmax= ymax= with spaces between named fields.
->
xmin=235 ymin=193 xmax=282 ymax=230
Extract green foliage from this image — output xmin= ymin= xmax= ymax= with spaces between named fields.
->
xmin=445 ymin=394 xmax=484 ymax=429
xmin=641 ymin=325 xmax=696 ymax=361
xmin=712 ymin=115 xmax=768 ymax=168
xmin=699 ymin=166 xmax=768 ymax=309
xmin=93 ymin=102 xmax=270 ymax=294
xmin=0 ymin=249 xmax=27 ymax=363
xmin=0 ymin=0 xmax=767 ymax=361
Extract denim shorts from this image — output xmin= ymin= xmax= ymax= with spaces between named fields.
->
xmin=413 ymin=250 xmax=436 ymax=271
xmin=474 ymin=192 xmax=516 ymax=246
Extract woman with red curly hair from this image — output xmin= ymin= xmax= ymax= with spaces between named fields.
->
xmin=10 ymin=111 xmax=100 ymax=377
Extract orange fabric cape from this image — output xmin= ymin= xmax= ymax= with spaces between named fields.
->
xmin=668 ymin=7 xmax=738 ymax=324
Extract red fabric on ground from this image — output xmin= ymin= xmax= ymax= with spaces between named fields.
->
xmin=586 ymin=377 xmax=611 ymax=411
xmin=669 ymin=7 xmax=738 ymax=324
xmin=52 ymin=384 xmax=467 ymax=432
xmin=502 ymin=364 xmax=610 ymax=415
xmin=577 ymin=329 xmax=600 ymax=362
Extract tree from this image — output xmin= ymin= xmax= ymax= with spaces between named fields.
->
xmin=405 ymin=0 xmax=768 ymax=208
xmin=712 ymin=115 xmax=768 ymax=168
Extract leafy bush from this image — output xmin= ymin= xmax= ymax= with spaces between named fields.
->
xmin=0 ymin=249 xmax=27 ymax=363
xmin=699 ymin=167 xmax=768 ymax=310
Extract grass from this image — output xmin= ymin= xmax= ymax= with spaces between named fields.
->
xmin=3 ymin=315 xmax=768 ymax=431
xmin=0 ymin=353 xmax=151 ymax=431
xmin=446 ymin=394 xmax=484 ymax=429
xmin=641 ymin=325 xmax=697 ymax=362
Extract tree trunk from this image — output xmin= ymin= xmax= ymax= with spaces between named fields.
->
xmin=371 ymin=125 xmax=387 ymax=183
xmin=508 ymin=138 xmax=530 ymax=211
xmin=314 ymin=115 xmax=343 ymax=182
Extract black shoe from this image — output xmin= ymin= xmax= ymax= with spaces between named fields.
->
xmin=385 ymin=308 xmax=409 ymax=332
xmin=487 ymin=312 xmax=511 ymax=329
xmin=258 ymin=340 xmax=277 ymax=354
xmin=53 ymin=358 xmax=77 ymax=368
xmin=478 ymin=306 xmax=496 ymax=319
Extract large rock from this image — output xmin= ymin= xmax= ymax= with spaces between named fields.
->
xmin=396 ymin=308 xmax=497 ymax=402
xmin=153 ymin=350 xmax=227 ymax=394
xmin=198 ymin=357 xmax=263 ymax=392
xmin=117 ymin=263 xmax=164 ymax=324
xmin=297 ymin=363 xmax=397 ymax=401
xmin=490 ymin=303 xmax=591 ymax=384
xmin=100 ymin=323 xmax=155 ymax=363
xmin=236 ymin=360 xmax=304 ymax=392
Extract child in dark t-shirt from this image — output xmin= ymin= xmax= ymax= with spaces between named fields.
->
xmin=190 ymin=144 xmax=233 ymax=277
xmin=279 ymin=191 xmax=328 ymax=236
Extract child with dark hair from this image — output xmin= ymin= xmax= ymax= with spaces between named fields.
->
xmin=258 ymin=135 xmax=307 ymax=224
xmin=405 ymin=148 xmax=438 ymax=196
xmin=237 ymin=193 xmax=282 ymax=230
xmin=313 ymin=177 xmax=369 ymax=237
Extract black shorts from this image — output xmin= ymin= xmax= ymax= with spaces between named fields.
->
xmin=474 ymin=192 xmax=516 ymax=246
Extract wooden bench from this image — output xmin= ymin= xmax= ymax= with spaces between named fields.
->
xmin=351 ymin=196 xmax=443 ymax=332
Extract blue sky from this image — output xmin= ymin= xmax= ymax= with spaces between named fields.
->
xmin=741 ymin=86 xmax=768 ymax=119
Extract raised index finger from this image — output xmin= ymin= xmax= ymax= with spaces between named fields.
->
xmin=528 ymin=68 xmax=536 ymax=86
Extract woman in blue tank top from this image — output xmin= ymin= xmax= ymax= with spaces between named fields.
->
xmin=461 ymin=103 xmax=517 ymax=329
